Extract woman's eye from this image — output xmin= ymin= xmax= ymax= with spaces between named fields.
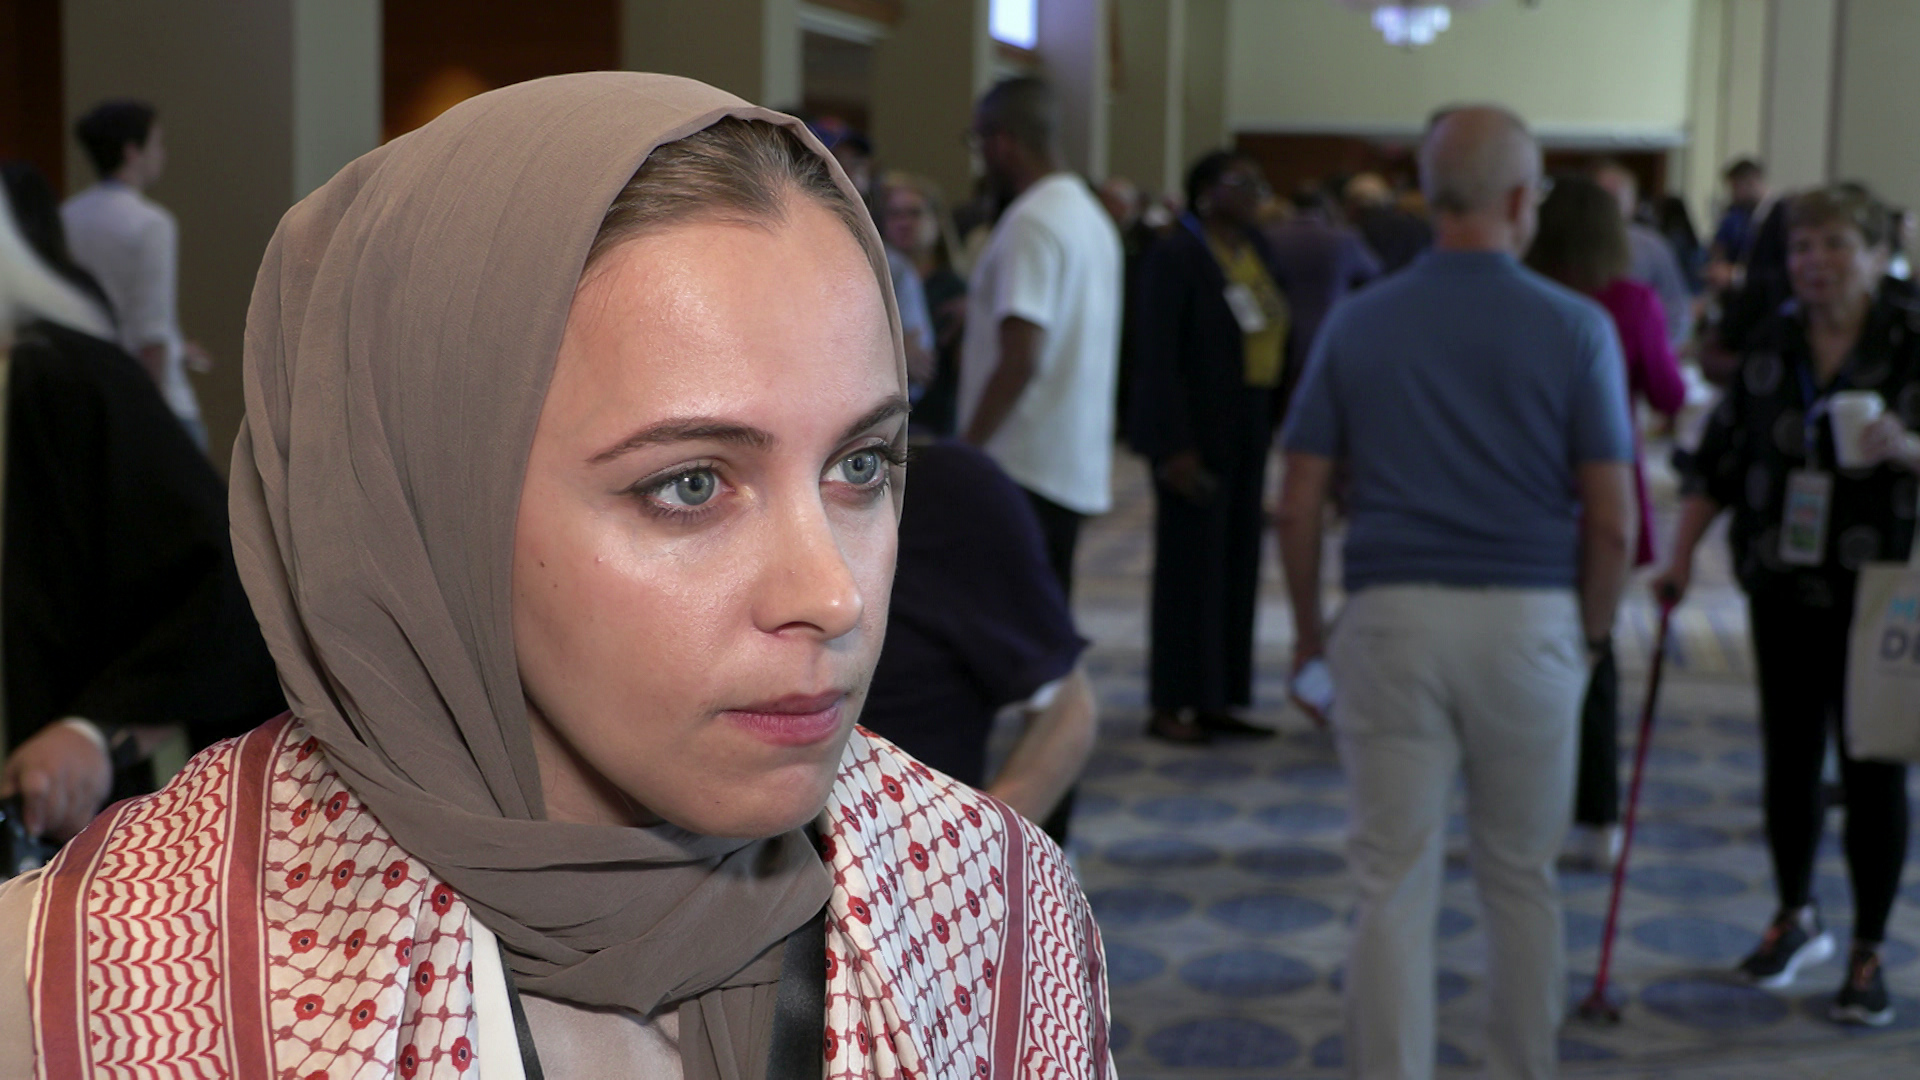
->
xmin=653 ymin=469 xmax=719 ymax=508
xmin=835 ymin=449 xmax=885 ymax=487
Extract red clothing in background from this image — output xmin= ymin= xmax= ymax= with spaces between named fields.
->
xmin=1597 ymin=277 xmax=1687 ymax=565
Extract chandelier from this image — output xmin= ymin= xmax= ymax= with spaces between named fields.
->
xmin=1340 ymin=1 xmax=1493 ymax=49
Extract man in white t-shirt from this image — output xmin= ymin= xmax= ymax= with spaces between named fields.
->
xmin=62 ymin=99 xmax=209 ymax=448
xmin=958 ymin=78 xmax=1123 ymax=597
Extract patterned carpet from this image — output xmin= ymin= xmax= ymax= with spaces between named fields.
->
xmin=1052 ymin=451 xmax=1920 ymax=1077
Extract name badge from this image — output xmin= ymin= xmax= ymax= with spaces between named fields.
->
xmin=1780 ymin=469 xmax=1834 ymax=566
xmin=1223 ymin=283 xmax=1268 ymax=334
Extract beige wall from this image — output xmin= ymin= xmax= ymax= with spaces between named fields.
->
xmin=1677 ymin=0 xmax=1766 ymax=225
xmin=1761 ymin=0 xmax=1836 ymax=192
xmin=871 ymin=0 xmax=992 ymax=205
xmin=63 ymin=0 xmax=375 ymax=468
xmin=1226 ymin=0 xmax=1695 ymax=143
xmin=1181 ymin=0 xmax=1228 ymax=169
xmin=294 ymin=0 xmax=381 ymax=200
xmin=1108 ymin=0 xmax=1184 ymax=195
xmin=1718 ymin=0 xmax=1768 ymax=167
xmin=622 ymin=0 xmax=803 ymax=108
xmin=1833 ymin=0 xmax=1920 ymax=214
xmin=1678 ymin=0 xmax=1725 ymax=225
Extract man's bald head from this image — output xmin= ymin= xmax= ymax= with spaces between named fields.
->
xmin=1419 ymin=106 xmax=1540 ymax=217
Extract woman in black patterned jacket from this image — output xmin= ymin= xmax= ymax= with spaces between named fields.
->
xmin=1658 ymin=185 xmax=1920 ymax=1027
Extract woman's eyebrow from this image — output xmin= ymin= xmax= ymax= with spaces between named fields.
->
xmin=838 ymin=397 xmax=912 ymax=444
xmin=587 ymin=397 xmax=909 ymax=466
xmin=589 ymin=418 xmax=773 ymax=464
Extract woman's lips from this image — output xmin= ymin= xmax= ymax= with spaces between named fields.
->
xmin=723 ymin=692 xmax=847 ymax=747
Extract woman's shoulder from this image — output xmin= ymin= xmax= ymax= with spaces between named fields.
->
xmin=826 ymin=727 xmax=1084 ymax=918
xmin=24 ymin=715 xmax=480 ymax=1077
xmin=0 ymin=869 xmax=42 ymax=1080
xmin=822 ymin=729 xmax=1109 ymax=1075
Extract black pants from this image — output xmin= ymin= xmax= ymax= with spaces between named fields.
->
xmin=1022 ymin=488 xmax=1084 ymax=598
xmin=1574 ymin=642 xmax=1621 ymax=826
xmin=1147 ymin=413 xmax=1270 ymax=713
xmin=1751 ymin=596 xmax=1910 ymax=942
xmin=1020 ymin=486 xmax=1084 ymax=847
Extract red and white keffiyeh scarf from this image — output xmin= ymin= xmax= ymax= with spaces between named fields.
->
xmin=26 ymin=716 xmax=1111 ymax=1078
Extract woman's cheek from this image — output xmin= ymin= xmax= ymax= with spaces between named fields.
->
xmin=850 ymin=510 xmax=900 ymax=643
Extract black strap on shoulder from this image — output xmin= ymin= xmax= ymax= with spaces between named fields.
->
xmin=499 ymin=939 xmax=547 ymax=1080
xmin=766 ymin=906 xmax=828 ymax=1080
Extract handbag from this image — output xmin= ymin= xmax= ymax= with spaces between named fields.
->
xmin=1846 ymin=541 xmax=1920 ymax=762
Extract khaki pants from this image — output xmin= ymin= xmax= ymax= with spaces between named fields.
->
xmin=1330 ymin=585 xmax=1585 ymax=1080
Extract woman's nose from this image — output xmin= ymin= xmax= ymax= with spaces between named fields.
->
xmin=750 ymin=499 xmax=864 ymax=641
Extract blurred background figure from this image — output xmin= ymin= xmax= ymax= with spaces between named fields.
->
xmin=1526 ymin=174 xmax=1687 ymax=871
xmin=1343 ymin=171 xmax=1431 ymax=275
xmin=1130 ymin=151 xmax=1287 ymax=746
xmin=0 ymin=173 xmax=283 ymax=847
xmin=1280 ymin=106 xmax=1635 ymax=1080
xmin=1593 ymin=158 xmax=1695 ymax=347
xmin=60 ymin=100 xmax=211 ymax=449
xmin=1264 ymin=186 xmax=1381 ymax=407
xmin=812 ymin=121 xmax=937 ymax=396
xmin=958 ymin=76 xmax=1123 ymax=597
xmin=1655 ymin=193 xmax=1709 ymax=298
xmin=862 ymin=438 xmax=1097 ymax=846
xmin=1660 ymin=185 xmax=1917 ymax=1027
xmin=879 ymin=171 xmax=968 ymax=437
xmin=0 ymin=163 xmax=111 ymax=318
xmin=1098 ymin=175 xmax=1155 ymax=444
xmin=1711 ymin=157 xmax=1770 ymax=273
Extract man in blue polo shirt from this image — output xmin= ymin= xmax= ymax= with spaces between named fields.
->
xmin=1277 ymin=106 xmax=1637 ymax=1080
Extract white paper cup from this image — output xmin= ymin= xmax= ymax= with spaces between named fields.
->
xmin=1832 ymin=390 xmax=1886 ymax=468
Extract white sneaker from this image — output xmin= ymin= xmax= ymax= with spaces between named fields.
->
xmin=1563 ymin=824 xmax=1623 ymax=871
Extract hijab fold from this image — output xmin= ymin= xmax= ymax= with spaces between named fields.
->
xmin=229 ymin=73 xmax=905 ymax=1078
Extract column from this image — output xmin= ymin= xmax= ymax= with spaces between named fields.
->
xmin=621 ymin=0 xmax=803 ymax=109
xmin=1180 ymin=0 xmax=1228 ymax=173
xmin=1832 ymin=0 xmax=1920 ymax=213
xmin=1107 ymin=0 xmax=1184 ymax=197
xmin=62 ymin=0 xmax=381 ymax=466
xmin=1036 ymin=0 xmax=1110 ymax=179
xmin=1760 ymin=0 xmax=1838 ymax=193
xmin=870 ymin=0 xmax=993 ymax=205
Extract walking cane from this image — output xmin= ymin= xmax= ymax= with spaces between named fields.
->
xmin=1575 ymin=592 xmax=1679 ymax=1024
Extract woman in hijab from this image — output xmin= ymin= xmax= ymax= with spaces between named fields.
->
xmin=0 ymin=74 xmax=1109 ymax=1079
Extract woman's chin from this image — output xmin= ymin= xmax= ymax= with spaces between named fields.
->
xmin=646 ymin=758 xmax=843 ymax=839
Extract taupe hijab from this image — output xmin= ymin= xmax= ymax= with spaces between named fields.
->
xmin=230 ymin=73 xmax=904 ymax=1077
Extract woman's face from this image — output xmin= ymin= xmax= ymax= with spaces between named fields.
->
xmin=1789 ymin=220 xmax=1885 ymax=310
xmin=514 ymin=196 xmax=903 ymax=838
xmin=882 ymin=186 xmax=934 ymax=257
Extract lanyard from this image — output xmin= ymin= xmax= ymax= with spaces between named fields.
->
xmin=1796 ymin=361 xmax=1852 ymax=471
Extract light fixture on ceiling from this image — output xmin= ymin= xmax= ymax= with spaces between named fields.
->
xmin=1376 ymin=5 xmax=1450 ymax=46
xmin=1340 ymin=1 xmax=1493 ymax=49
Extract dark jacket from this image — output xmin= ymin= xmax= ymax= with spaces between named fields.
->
xmin=1686 ymin=295 xmax=1920 ymax=611
xmin=1127 ymin=217 xmax=1287 ymax=465
xmin=4 ymin=321 xmax=284 ymax=761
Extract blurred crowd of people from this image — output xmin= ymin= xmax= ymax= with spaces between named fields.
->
xmin=822 ymin=80 xmax=1920 ymax=1076
xmin=4 ymin=68 xmax=1920 ymax=1080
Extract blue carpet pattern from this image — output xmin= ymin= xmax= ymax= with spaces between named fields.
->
xmin=1050 ymin=453 xmax=1920 ymax=1075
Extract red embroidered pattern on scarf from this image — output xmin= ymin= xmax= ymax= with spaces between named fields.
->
xmin=29 ymin=718 xmax=1110 ymax=1079
xmin=29 ymin=717 xmax=478 ymax=1079
xmin=822 ymin=728 xmax=1110 ymax=1079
